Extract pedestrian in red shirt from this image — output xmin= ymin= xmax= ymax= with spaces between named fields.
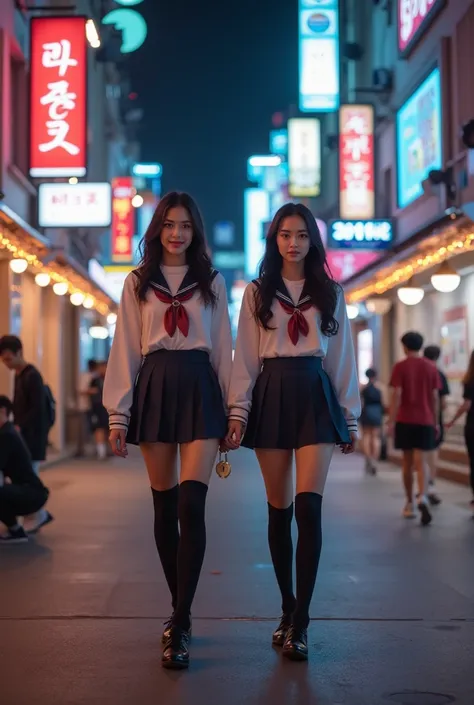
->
xmin=388 ymin=331 xmax=441 ymax=526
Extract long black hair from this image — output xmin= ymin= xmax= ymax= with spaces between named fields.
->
xmin=464 ymin=350 xmax=474 ymax=386
xmin=134 ymin=191 xmax=216 ymax=307
xmin=254 ymin=202 xmax=339 ymax=336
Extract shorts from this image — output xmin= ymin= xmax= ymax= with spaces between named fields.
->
xmin=394 ymin=422 xmax=436 ymax=451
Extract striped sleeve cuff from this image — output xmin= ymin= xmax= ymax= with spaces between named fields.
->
xmin=346 ymin=418 xmax=359 ymax=434
xmin=228 ymin=406 xmax=249 ymax=425
xmin=109 ymin=413 xmax=130 ymax=431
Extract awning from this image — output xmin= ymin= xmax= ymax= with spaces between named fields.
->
xmin=344 ymin=209 xmax=474 ymax=303
xmin=0 ymin=204 xmax=116 ymax=316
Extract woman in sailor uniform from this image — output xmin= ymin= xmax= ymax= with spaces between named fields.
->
xmin=225 ymin=203 xmax=361 ymax=661
xmin=103 ymin=192 xmax=232 ymax=670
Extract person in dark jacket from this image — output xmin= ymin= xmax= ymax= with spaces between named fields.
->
xmin=360 ymin=368 xmax=384 ymax=475
xmin=0 ymin=396 xmax=52 ymax=543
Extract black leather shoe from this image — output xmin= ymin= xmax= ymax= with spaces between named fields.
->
xmin=282 ymin=625 xmax=308 ymax=661
xmin=272 ymin=614 xmax=292 ymax=647
xmin=162 ymin=614 xmax=192 ymax=644
xmin=162 ymin=626 xmax=191 ymax=670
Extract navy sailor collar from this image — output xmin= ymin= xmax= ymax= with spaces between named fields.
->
xmin=275 ymin=275 xmax=312 ymax=309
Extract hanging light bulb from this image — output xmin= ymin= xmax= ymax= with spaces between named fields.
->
xmin=35 ymin=272 xmax=51 ymax=287
xmin=52 ymin=281 xmax=68 ymax=296
xmin=431 ymin=261 xmax=461 ymax=293
xmin=9 ymin=258 xmax=28 ymax=274
xmin=70 ymin=292 xmax=85 ymax=306
xmin=346 ymin=304 xmax=359 ymax=320
xmin=83 ymin=296 xmax=95 ymax=309
xmin=89 ymin=324 xmax=109 ymax=339
xmin=397 ymin=281 xmax=425 ymax=306
xmin=107 ymin=312 xmax=117 ymax=325
xmin=365 ymin=298 xmax=392 ymax=315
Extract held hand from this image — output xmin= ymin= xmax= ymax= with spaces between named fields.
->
xmin=109 ymin=429 xmax=128 ymax=458
xmin=224 ymin=419 xmax=245 ymax=451
xmin=386 ymin=422 xmax=395 ymax=438
xmin=340 ymin=431 xmax=357 ymax=455
xmin=444 ymin=421 xmax=453 ymax=432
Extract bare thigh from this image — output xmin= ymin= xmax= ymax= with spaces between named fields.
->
xmin=295 ymin=444 xmax=334 ymax=496
xmin=180 ymin=439 xmax=220 ymax=486
xmin=140 ymin=442 xmax=178 ymax=491
xmin=255 ymin=449 xmax=293 ymax=508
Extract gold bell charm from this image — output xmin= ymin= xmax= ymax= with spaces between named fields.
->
xmin=216 ymin=451 xmax=231 ymax=478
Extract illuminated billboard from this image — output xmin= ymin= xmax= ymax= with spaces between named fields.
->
xmin=299 ymin=0 xmax=339 ymax=112
xmin=244 ymin=189 xmax=270 ymax=279
xmin=38 ymin=183 xmax=112 ymax=228
xmin=396 ymin=67 xmax=442 ymax=209
xmin=398 ymin=0 xmax=446 ymax=57
xmin=111 ymin=177 xmax=135 ymax=263
xmin=339 ymin=105 xmax=375 ymax=220
xmin=288 ymin=118 xmax=321 ymax=198
xmin=30 ymin=16 xmax=87 ymax=178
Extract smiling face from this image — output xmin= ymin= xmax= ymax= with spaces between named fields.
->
xmin=276 ymin=215 xmax=311 ymax=265
xmin=160 ymin=206 xmax=194 ymax=261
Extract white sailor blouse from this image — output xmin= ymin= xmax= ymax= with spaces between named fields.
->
xmin=228 ymin=277 xmax=361 ymax=434
xmin=104 ymin=264 xmax=233 ymax=431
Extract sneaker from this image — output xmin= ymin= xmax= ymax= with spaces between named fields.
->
xmin=418 ymin=498 xmax=432 ymax=526
xmin=428 ymin=492 xmax=442 ymax=506
xmin=0 ymin=526 xmax=29 ymax=544
xmin=402 ymin=502 xmax=416 ymax=519
xmin=25 ymin=510 xmax=54 ymax=535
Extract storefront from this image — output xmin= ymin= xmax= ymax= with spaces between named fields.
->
xmin=0 ymin=203 xmax=117 ymax=458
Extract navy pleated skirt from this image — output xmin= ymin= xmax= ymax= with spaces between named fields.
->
xmin=126 ymin=349 xmax=227 ymax=445
xmin=242 ymin=356 xmax=350 ymax=450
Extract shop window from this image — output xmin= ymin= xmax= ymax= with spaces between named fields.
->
xmin=10 ymin=57 xmax=28 ymax=175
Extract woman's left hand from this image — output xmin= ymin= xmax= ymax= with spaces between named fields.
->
xmin=340 ymin=431 xmax=357 ymax=455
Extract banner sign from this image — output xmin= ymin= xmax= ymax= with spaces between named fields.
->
xmin=111 ymin=177 xmax=135 ymax=263
xmin=288 ymin=118 xmax=321 ymax=198
xmin=38 ymin=183 xmax=111 ymax=228
xmin=328 ymin=220 xmax=394 ymax=250
xmin=30 ymin=16 xmax=87 ymax=177
xmin=339 ymin=105 xmax=375 ymax=220
xmin=299 ymin=0 xmax=339 ymax=112
xmin=398 ymin=0 xmax=446 ymax=57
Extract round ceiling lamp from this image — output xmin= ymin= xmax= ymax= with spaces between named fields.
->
xmin=52 ymin=281 xmax=68 ymax=296
xmin=83 ymin=296 xmax=95 ymax=309
xmin=430 ymin=261 xmax=461 ymax=293
xmin=9 ymin=258 xmax=28 ymax=274
xmin=70 ymin=292 xmax=85 ymax=306
xmin=35 ymin=272 xmax=51 ymax=287
xmin=89 ymin=324 xmax=109 ymax=340
xmin=346 ymin=304 xmax=360 ymax=320
xmin=107 ymin=312 xmax=117 ymax=325
xmin=365 ymin=298 xmax=392 ymax=316
xmin=397 ymin=281 xmax=425 ymax=306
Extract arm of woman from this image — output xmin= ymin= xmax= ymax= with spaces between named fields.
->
xmin=323 ymin=288 xmax=361 ymax=439
xmin=103 ymin=272 xmax=143 ymax=433
xmin=445 ymin=383 xmax=473 ymax=428
xmin=209 ymin=272 xmax=233 ymax=408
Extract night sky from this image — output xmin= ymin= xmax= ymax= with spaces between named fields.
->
xmin=129 ymin=0 xmax=298 ymax=246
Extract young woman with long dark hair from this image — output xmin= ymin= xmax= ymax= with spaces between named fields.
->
xmin=445 ymin=350 xmax=474 ymax=511
xmin=225 ymin=203 xmax=360 ymax=661
xmin=103 ymin=192 xmax=232 ymax=669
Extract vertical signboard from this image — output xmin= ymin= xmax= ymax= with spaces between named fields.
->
xmin=299 ymin=0 xmax=339 ymax=112
xmin=111 ymin=177 xmax=135 ymax=263
xmin=288 ymin=118 xmax=321 ymax=198
xmin=398 ymin=0 xmax=446 ymax=57
xmin=244 ymin=189 xmax=270 ymax=279
xmin=339 ymin=105 xmax=375 ymax=220
xmin=30 ymin=16 xmax=87 ymax=177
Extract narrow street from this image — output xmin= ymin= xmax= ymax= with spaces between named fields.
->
xmin=1 ymin=448 xmax=473 ymax=705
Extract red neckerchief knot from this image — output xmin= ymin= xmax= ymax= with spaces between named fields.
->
xmin=153 ymin=289 xmax=195 ymax=337
xmin=277 ymin=299 xmax=312 ymax=345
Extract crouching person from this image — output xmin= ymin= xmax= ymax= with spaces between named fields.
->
xmin=0 ymin=396 xmax=52 ymax=544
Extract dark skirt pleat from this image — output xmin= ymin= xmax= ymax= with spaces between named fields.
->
xmin=242 ymin=356 xmax=350 ymax=450
xmin=126 ymin=350 xmax=227 ymax=445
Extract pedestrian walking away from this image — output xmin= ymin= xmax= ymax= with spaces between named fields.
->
xmin=423 ymin=345 xmax=450 ymax=505
xmin=387 ymin=332 xmax=441 ymax=526
xmin=0 ymin=396 xmax=53 ymax=544
xmin=103 ymin=191 xmax=233 ymax=670
xmin=360 ymin=368 xmax=384 ymax=476
xmin=225 ymin=202 xmax=361 ymax=662
xmin=445 ymin=349 xmax=474 ymax=514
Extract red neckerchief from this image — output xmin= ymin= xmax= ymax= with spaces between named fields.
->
xmin=150 ymin=269 xmax=199 ymax=338
xmin=275 ymin=280 xmax=313 ymax=346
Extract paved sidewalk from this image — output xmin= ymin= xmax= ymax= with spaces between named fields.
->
xmin=1 ymin=449 xmax=473 ymax=705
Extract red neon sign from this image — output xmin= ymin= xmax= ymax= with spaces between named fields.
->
xmin=398 ymin=0 xmax=446 ymax=56
xmin=30 ymin=16 xmax=87 ymax=178
xmin=111 ymin=178 xmax=135 ymax=263
xmin=339 ymin=105 xmax=375 ymax=221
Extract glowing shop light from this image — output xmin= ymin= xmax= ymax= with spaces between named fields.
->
xmin=397 ymin=284 xmax=425 ymax=306
xmin=346 ymin=304 xmax=359 ymax=320
xmin=70 ymin=292 xmax=85 ymax=306
xmin=430 ymin=262 xmax=461 ymax=293
xmin=89 ymin=325 xmax=109 ymax=340
xmin=107 ymin=312 xmax=117 ymax=324
xmin=248 ymin=155 xmax=282 ymax=168
xmin=9 ymin=258 xmax=28 ymax=274
xmin=53 ymin=282 xmax=68 ymax=296
xmin=35 ymin=272 xmax=51 ymax=287
xmin=83 ymin=296 xmax=95 ymax=309
xmin=132 ymin=163 xmax=162 ymax=177
xmin=86 ymin=19 xmax=101 ymax=48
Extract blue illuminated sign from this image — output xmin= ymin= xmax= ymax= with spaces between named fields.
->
xmin=102 ymin=0 xmax=147 ymax=54
xmin=396 ymin=67 xmax=442 ymax=209
xmin=328 ymin=220 xmax=394 ymax=251
xmin=270 ymin=129 xmax=288 ymax=156
xmin=299 ymin=0 xmax=339 ymax=112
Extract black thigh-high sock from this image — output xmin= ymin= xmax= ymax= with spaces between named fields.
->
xmin=151 ymin=486 xmax=179 ymax=610
xmin=268 ymin=503 xmax=296 ymax=615
xmin=293 ymin=492 xmax=323 ymax=630
xmin=173 ymin=480 xmax=208 ymax=631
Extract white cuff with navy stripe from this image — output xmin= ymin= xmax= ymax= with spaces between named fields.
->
xmin=109 ymin=413 xmax=130 ymax=431
xmin=228 ymin=406 xmax=249 ymax=425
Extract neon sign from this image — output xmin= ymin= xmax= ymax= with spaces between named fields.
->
xmin=102 ymin=0 xmax=148 ymax=54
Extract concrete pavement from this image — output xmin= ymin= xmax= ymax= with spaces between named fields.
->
xmin=1 ymin=448 xmax=473 ymax=705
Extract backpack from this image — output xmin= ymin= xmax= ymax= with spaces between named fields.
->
xmin=44 ymin=384 xmax=56 ymax=429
